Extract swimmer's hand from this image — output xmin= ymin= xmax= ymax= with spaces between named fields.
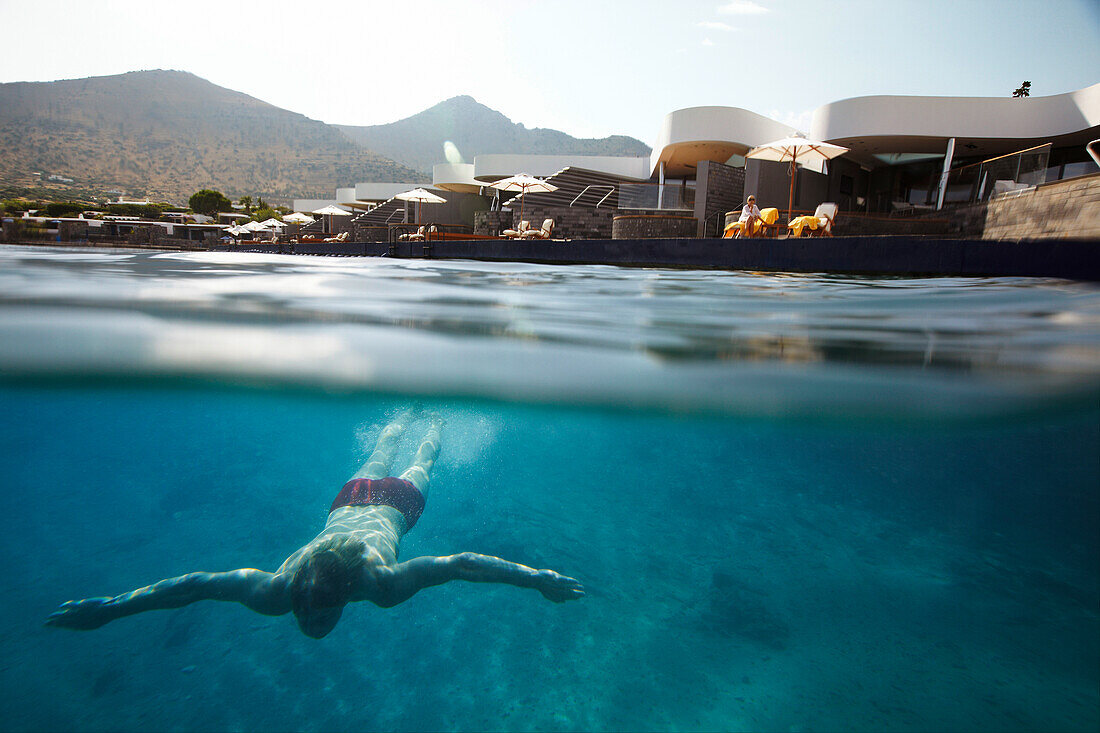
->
xmin=536 ymin=570 xmax=585 ymax=603
xmin=45 ymin=597 xmax=116 ymax=630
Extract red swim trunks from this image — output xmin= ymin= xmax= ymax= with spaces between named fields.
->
xmin=329 ymin=477 xmax=425 ymax=530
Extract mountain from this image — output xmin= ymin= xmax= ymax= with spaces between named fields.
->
xmin=336 ymin=95 xmax=652 ymax=174
xmin=0 ymin=70 xmax=427 ymax=204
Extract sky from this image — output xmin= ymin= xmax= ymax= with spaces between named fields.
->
xmin=1 ymin=0 xmax=1098 ymax=146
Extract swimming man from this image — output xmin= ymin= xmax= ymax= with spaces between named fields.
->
xmin=46 ymin=411 xmax=584 ymax=638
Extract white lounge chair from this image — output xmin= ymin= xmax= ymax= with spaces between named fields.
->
xmin=787 ymin=203 xmax=838 ymax=237
xmin=521 ymin=218 xmax=554 ymax=239
xmin=502 ymin=220 xmax=531 ymax=238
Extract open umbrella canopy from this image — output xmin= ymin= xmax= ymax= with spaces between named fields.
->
xmin=259 ymin=217 xmax=285 ymax=228
xmin=745 ymin=136 xmax=849 ymax=166
xmin=243 ymin=220 xmax=270 ymax=232
xmin=394 ymin=187 xmax=447 ymax=204
xmin=746 ymin=136 xmax=849 ymax=221
xmin=489 ymin=173 xmax=558 ymax=225
xmin=283 ymin=212 xmax=315 ymax=224
xmin=489 ymin=173 xmax=558 ymax=195
xmin=312 ymin=205 xmax=352 ymax=216
xmin=312 ymin=204 xmax=352 ymax=235
xmin=394 ymin=187 xmax=447 ymax=224
xmin=225 ymin=225 xmax=250 ymax=236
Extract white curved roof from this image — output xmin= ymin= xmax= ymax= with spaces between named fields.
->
xmin=811 ymin=83 xmax=1100 ymax=159
xmin=432 ymin=163 xmax=481 ymax=193
xmin=650 ymin=106 xmax=798 ymax=177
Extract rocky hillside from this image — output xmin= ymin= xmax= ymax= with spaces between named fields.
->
xmin=336 ymin=95 xmax=652 ymax=174
xmin=0 ymin=70 xmax=427 ymax=204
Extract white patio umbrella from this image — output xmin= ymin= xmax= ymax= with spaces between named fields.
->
xmin=242 ymin=220 xmax=269 ymax=232
xmin=489 ymin=173 xmax=558 ymax=227
xmin=283 ymin=212 xmax=315 ymax=224
xmin=259 ymin=217 xmax=285 ymax=229
xmin=312 ymin=204 xmax=352 ymax=234
xmin=746 ymin=136 xmax=849 ymax=222
xmin=394 ymin=187 xmax=446 ymax=224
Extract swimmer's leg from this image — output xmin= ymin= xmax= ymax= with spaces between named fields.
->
xmin=399 ymin=417 xmax=442 ymax=499
xmin=351 ymin=409 xmax=414 ymax=480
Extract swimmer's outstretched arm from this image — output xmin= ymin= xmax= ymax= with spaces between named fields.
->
xmin=45 ymin=569 xmax=289 ymax=630
xmin=377 ymin=553 xmax=584 ymax=607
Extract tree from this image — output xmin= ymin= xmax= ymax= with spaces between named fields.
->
xmin=1013 ymin=81 xmax=1031 ymax=98
xmin=252 ymin=206 xmax=280 ymax=223
xmin=239 ymin=195 xmax=253 ymax=213
xmin=107 ymin=202 xmax=165 ymax=219
xmin=45 ymin=201 xmax=86 ymax=218
xmin=189 ymin=189 xmax=233 ymax=216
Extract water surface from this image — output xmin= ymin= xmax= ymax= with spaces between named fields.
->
xmin=0 ymin=246 xmax=1096 ymax=732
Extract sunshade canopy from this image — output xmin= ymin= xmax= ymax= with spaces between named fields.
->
xmin=745 ymin=136 xmax=849 ymax=165
xmin=489 ymin=173 xmax=558 ymax=194
xmin=312 ymin=205 xmax=352 ymax=216
xmin=394 ymin=187 xmax=447 ymax=204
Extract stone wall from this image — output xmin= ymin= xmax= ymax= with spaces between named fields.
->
xmin=474 ymin=211 xmax=512 ymax=237
xmin=982 ymin=172 xmax=1100 ymax=239
xmin=695 ymin=161 xmax=744 ymax=237
xmin=613 ymin=213 xmax=698 ymax=239
xmin=351 ymin=223 xmax=391 ymax=242
xmin=833 ymin=213 xmax=951 ymax=237
xmin=500 ymin=205 xmax=617 ymax=240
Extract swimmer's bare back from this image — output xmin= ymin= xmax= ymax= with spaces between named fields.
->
xmin=46 ymin=413 xmax=583 ymax=635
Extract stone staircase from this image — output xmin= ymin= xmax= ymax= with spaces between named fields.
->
xmin=500 ymin=167 xmax=631 ymax=210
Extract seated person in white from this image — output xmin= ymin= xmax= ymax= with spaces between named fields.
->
xmin=737 ymin=195 xmax=762 ymax=238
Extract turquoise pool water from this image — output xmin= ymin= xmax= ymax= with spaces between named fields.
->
xmin=0 ymin=245 xmax=1097 ymax=731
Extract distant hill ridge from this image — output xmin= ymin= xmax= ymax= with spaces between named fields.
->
xmin=336 ymin=95 xmax=651 ymax=174
xmin=0 ymin=70 xmax=650 ymax=204
xmin=0 ymin=69 xmax=427 ymax=203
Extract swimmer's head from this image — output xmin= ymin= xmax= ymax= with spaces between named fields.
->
xmin=290 ymin=536 xmax=366 ymax=638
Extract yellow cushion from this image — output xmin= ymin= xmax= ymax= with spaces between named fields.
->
xmin=787 ymin=215 xmax=820 ymax=237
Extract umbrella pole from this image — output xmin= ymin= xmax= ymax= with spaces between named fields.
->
xmin=787 ymin=152 xmax=798 ymax=224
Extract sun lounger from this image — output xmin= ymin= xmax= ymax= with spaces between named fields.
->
xmin=787 ymin=203 xmax=838 ymax=237
xmin=723 ymin=207 xmax=780 ymax=238
xmin=521 ymin=219 xmax=554 ymax=239
xmin=502 ymin=220 xmax=531 ymax=238
xmin=399 ymin=226 xmax=426 ymax=242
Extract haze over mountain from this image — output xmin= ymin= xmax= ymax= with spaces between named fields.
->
xmin=336 ymin=96 xmax=652 ymax=174
xmin=0 ymin=70 xmax=426 ymax=204
xmin=0 ymin=70 xmax=650 ymax=205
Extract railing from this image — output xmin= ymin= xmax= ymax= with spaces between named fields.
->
xmin=570 ymin=185 xmax=616 ymax=208
xmin=703 ymin=210 xmax=726 ymax=238
xmin=940 ymin=143 xmax=1051 ymax=206
xmin=618 ymin=182 xmax=695 ymax=211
